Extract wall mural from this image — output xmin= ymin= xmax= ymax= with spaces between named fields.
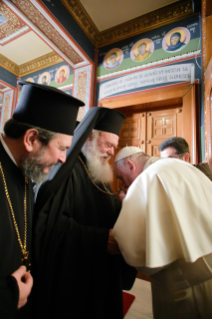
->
xmin=131 ymin=38 xmax=154 ymax=62
xmin=97 ymin=16 xmax=200 ymax=78
xmin=103 ymin=48 xmax=123 ymax=70
xmin=25 ymin=77 xmax=34 ymax=83
xmin=162 ymin=27 xmax=190 ymax=52
xmin=55 ymin=65 xmax=70 ymax=84
xmin=21 ymin=62 xmax=73 ymax=90
xmin=38 ymin=72 xmax=51 ymax=86
xmin=0 ymin=90 xmax=14 ymax=133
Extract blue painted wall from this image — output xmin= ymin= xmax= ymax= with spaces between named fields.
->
xmin=0 ymin=66 xmax=18 ymax=88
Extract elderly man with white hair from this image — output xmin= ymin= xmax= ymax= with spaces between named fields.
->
xmin=113 ymin=146 xmax=212 ymax=319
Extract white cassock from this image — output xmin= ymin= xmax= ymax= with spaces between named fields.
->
xmin=113 ymin=157 xmax=212 ymax=319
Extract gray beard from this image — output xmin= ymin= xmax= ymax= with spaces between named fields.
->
xmin=20 ymin=149 xmax=47 ymax=184
xmin=86 ymin=155 xmax=113 ymax=184
xmin=82 ymin=137 xmax=113 ymax=184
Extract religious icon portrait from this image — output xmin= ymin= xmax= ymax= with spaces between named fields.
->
xmin=103 ymin=48 xmax=123 ymax=70
xmin=131 ymin=39 xmax=154 ymax=62
xmin=162 ymin=27 xmax=190 ymax=52
xmin=38 ymin=72 xmax=51 ymax=86
xmin=55 ymin=66 xmax=69 ymax=84
xmin=26 ymin=78 xmax=34 ymax=83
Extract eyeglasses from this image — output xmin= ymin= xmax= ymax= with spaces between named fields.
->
xmin=167 ymin=153 xmax=185 ymax=158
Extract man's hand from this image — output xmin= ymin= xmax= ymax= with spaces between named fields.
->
xmin=117 ymin=189 xmax=127 ymax=203
xmin=107 ymin=229 xmax=121 ymax=254
xmin=11 ymin=266 xmax=33 ymax=309
xmin=117 ymin=187 xmax=128 ymax=203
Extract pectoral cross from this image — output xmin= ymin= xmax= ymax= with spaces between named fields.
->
xmin=21 ymin=251 xmax=31 ymax=282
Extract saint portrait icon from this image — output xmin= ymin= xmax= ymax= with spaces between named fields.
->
xmin=38 ymin=72 xmax=51 ymax=86
xmin=103 ymin=49 xmax=123 ymax=70
xmin=162 ymin=27 xmax=190 ymax=52
xmin=26 ymin=78 xmax=34 ymax=83
xmin=131 ymin=39 xmax=154 ymax=62
xmin=55 ymin=66 xmax=70 ymax=84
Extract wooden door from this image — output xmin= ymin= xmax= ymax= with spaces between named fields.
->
xmin=146 ymin=108 xmax=182 ymax=156
xmin=110 ymin=107 xmax=183 ymax=192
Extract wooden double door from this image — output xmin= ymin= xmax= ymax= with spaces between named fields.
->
xmin=110 ymin=106 xmax=183 ymax=193
xmin=118 ymin=107 xmax=183 ymax=156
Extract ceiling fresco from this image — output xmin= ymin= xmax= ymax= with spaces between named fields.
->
xmin=0 ymin=2 xmax=29 ymax=45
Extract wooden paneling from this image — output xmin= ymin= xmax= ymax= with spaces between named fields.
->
xmin=146 ymin=109 xmax=180 ymax=156
xmin=182 ymin=85 xmax=196 ymax=163
xmin=99 ymin=84 xmax=190 ymax=109
xmin=100 ymin=83 xmax=197 ymax=162
xmin=206 ymin=15 xmax=212 ymax=68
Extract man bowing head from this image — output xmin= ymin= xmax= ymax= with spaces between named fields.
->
xmin=0 ymin=81 xmax=83 ymax=318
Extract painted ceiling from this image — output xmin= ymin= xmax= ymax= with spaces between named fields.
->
xmin=0 ymin=0 xmax=194 ymax=76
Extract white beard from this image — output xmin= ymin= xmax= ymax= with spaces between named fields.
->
xmin=82 ymin=135 xmax=113 ymax=184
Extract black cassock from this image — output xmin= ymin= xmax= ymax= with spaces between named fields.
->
xmin=33 ymin=152 xmax=136 ymax=319
xmin=0 ymin=142 xmax=33 ymax=319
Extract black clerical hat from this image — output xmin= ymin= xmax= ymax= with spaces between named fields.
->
xmin=94 ymin=107 xmax=125 ymax=136
xmin=13 ymin=81 xmax=84 ymax=135
xmin=35 ymin=107 xmax=125 ymax=207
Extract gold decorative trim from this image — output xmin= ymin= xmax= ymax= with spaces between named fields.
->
xmin=0 ymin=53 xmax=19 ymax=76
xmin=61 ymin=0 xmax=194 ymax=48
xmin=19 ymin=52 xmax=63 ymax=76
xmin=0 ymin=52 xmax=63 ymax=77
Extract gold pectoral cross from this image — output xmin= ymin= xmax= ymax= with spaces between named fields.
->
xmin=22 ymin=250 xmax=29 ymax=265
xmin=21 ymin=251 xmax=31 ymax=282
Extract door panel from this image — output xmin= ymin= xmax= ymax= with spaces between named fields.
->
xmin=146 ymin=109 xmax=179 ymax=156
xmin=111 ymin=107 xmax=183 ymax=191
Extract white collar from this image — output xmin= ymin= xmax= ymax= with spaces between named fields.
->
xmin=0 ymin=134 xmax=17 ymax=166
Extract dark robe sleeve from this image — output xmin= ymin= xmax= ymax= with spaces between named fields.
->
xmin=0 ymin=276 xmax=19 ymax=319
xmin=33 ymin=168 xmax=136 ymax=319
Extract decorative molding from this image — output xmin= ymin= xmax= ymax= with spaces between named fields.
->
xmin=61 ymin=0 xmax=194 ymax=48
xmin=0 ymin=1 xmax=27 ymax=42
xmin=0 ymin=52 xmax=63 ymax=76
xmin=19 ymin=52 xmax=63 ymax=76
xmin=0 ymin=53 xmax=19 ymax=75
xmin=9 ymin=0 xmax=87 ymax=67
xmin=74 ymin=65 xmax=92 ymax=116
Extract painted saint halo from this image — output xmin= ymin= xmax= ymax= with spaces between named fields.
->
xmin=38 ymin=72 xmax=51 ymax=86
xmin=103 ymin=48 xmax=123 ymax=70
xmin=162 ymin=27 xmax=190 ymax=52
xmin=131 ymin=38 xmax=154 ymax=62
xmin=55 ymin=65 xmax=70 ymax=84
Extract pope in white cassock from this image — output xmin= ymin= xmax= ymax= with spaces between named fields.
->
xmin=113 ymin=146 xmax=212 ymax=319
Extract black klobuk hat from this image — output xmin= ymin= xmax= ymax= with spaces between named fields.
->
xmin=93 ymin=107 xmax=125 ymax=136
xmin=13 ymin=81 xmax=84 ymax=135
xmin=35 ymin=106 xmax=125 ymax=208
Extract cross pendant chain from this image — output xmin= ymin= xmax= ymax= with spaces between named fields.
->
xmin=22 ymin=250 xmax=31 ymax=271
